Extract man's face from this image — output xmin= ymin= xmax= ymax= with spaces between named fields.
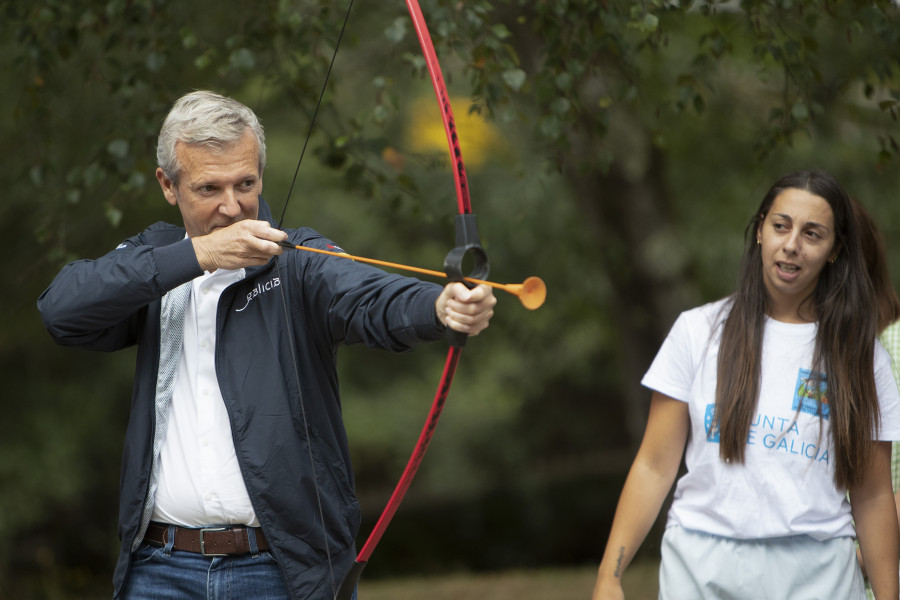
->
xmin=156 ymin=130 xmax=262 ymax=238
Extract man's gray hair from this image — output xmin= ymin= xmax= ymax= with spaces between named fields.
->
xmin=157 ymin=90 xmax=266 ymax=185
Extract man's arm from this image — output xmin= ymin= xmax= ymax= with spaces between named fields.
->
xmin=38 ymin=218 xmax=291 ymax=349
xmin=37 ymin=236 xmax=201 ymax=350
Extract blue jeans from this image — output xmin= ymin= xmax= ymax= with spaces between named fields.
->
xmin=122 ymin=530 xmax=290 ymax=600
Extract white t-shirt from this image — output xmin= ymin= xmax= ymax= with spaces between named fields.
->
xmin=643 ymin=298 xmax=900 ymax=541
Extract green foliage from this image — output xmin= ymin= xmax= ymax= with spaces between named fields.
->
xmin=4 ymin=0 xmax=900 ymax=592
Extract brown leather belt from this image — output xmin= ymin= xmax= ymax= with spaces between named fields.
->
xmin=143 ymin=522 xmax=270 ymax=556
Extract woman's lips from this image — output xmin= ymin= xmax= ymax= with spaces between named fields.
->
xmin=776 ymin=261 xmax=801 ymax=281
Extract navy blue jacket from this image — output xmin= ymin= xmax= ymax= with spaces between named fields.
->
xmin=37 ymin=200 xmax=445 ymax=598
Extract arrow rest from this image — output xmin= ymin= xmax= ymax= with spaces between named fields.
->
xmin=443 ymin=213 xmax=490 ymax=348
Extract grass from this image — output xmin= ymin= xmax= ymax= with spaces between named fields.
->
xmin=358 ymin=561 xmax=659 ymax=600
xmin=0 ymin=560 xmax=660 ymax=599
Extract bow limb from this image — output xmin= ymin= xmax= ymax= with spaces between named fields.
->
xmin=334 ymin=3 xmax=487 ymax=598
xmin=407 ymin=0 xmax=472 ymax=215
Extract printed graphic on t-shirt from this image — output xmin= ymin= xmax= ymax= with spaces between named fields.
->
xmin=702 ymin=368 xmax=832 ymax=464
xmin=704 ymin=404 xmax=719 ymax=443
xmin=792 ymin=368 xmax=830 ymax=419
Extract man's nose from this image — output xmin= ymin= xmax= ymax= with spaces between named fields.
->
xmin=219 ymin=188 xmax=241 ymax=217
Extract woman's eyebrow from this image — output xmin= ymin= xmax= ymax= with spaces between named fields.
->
xmin=771 ymin=213 xmax=831 ymax=232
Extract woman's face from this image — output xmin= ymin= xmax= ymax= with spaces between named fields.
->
xmin=756 ymin=188 xmax=838 ymax=322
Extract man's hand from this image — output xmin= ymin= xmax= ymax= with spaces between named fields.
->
xmin=435 ymin=283 xmax=496 ymax=336
xmin=191 ymin=220 xmax=288 ymax=272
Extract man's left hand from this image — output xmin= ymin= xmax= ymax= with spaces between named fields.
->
xmin=435 ymin=283 xmax=496 ymax=336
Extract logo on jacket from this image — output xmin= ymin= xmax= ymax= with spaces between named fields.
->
xmin=235 ymin=276 xmax=281 ymax=312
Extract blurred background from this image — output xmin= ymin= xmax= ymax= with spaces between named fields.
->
xmin=3 ymin=0 xmax=900 ymax=597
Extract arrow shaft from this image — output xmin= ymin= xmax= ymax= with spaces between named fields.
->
xmin=280 ymin=242 xmax=503 ymax=290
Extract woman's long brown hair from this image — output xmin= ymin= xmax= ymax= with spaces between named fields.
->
xmin=853 ymin=197 xmax=900 ymax=333
xmin=713 ymin=170 xmax=879 ymax=490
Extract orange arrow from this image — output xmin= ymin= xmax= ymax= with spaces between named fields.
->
xmin=277 ymin=241 xmax=546 ymax=310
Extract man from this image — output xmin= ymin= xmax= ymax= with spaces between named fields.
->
xmin=37 ymin=90 xmax=496 ymax=599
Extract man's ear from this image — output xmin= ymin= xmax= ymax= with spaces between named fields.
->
xmin=156 ymin=167 xmax=178 ymax=207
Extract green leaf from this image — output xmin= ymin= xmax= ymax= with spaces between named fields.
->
xmin=490 ymin=24 xmax=512 ymax=40
xmin=195 ymin=51 xmax=213 ymax=70
xmin=106 ymin=139 xmax=129 ymax=159
xmin=643 ymin=13 xmax=659 ymax=32
xmin=404 ymin=53 xmax=426 ymax=72
xmin=124 ymin=171 xmax=145 ymax=191
xmin=229 ymin=48 xmax=255 ymax=71
xmin=539 ymin=114 xmax=562 ymax=139
xmin=180 ymin=27 xmax=198 ymax=50
xmin=105 ymin=205 xmax=123 ymax=228
xmin=502 ymin=68 xmax=526 ymax=91
xmin=436 ymin=20 xmax=455 ymax=38
xmin=29 ymin=165 xmax=43 ymax=187
xmin=555 ymin=72 xmax=574 ymax=92
xmin=551 ymin=97 xmax=571 ymax=115
xmin=384 ymin=18 xmax=407 ymax=44
xmin=791 ymin=101 xmax=809 ymax=121
xmin=373 ymin=104 xmax=389 ymax=125
xmin=145 ymin=51 xmax=165 ymax=72
xmin=83 ymin=163 xmax=105 ymax=187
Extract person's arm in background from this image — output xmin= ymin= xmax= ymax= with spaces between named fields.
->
xmin=852 ymin=441 xmax=900 ymax=600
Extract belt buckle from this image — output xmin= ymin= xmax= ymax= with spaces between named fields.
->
xmin=199 ymin=527 xmax=228 ymax=557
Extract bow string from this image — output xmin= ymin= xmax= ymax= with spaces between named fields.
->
xmin=272 ymin=3 xmax=355 ymax=597
xmin=272 ymin=2 xmax=487 ymax=598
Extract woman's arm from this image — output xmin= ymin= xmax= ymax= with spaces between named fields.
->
xmin=851 ymin=441 xmax=899 ymax=600
xmin=592 ymin=392 xmax=690 ymax=600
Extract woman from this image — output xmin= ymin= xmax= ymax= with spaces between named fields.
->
xmin=592 ymin=171 xmax=900 ymax=599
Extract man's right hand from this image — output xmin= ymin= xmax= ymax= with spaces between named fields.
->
xmin=191 ymin=220 xmax=288 ymax=272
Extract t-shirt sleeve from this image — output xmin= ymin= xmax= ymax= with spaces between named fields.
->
xmin=875 ymin=340 xmax=900 ymax=441
xmin=641 ymin=310 xmax=702 ymax=403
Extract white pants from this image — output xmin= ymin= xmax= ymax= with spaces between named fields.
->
xmin=659 ymin=525 xmax=865 ymax=600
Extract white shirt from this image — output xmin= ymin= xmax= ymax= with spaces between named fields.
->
xmin=643 ymin=298 xmax=900 ymax=541
xmin=151 ymin=267 xmax=260 ymax=527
